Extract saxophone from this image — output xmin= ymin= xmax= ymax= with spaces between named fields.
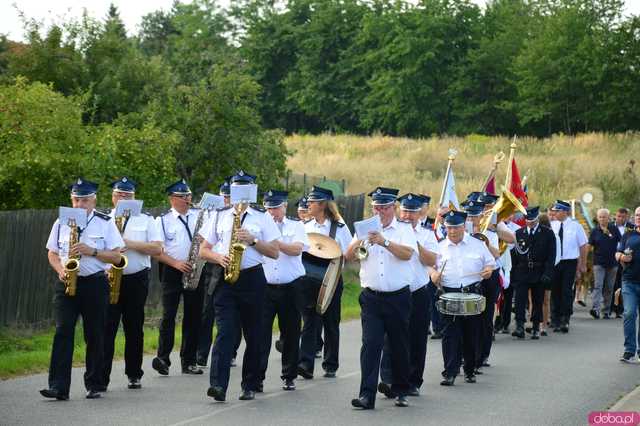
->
xmin=182 ymin=208 xmax=208 ymax=290
xmin=224 ymin=203 xmax=248 ymax=284
xmin=108 ymin=211 xmax=129 ymax=304
xmin=63 ymin=218 xmax=80 ymax=296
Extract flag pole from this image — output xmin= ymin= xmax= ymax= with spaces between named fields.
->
xmin=482 ymin=151 xmax=505 ymax=192
xmin=438 ymin=148 xmax=457 ymax=208
xmin=505 ymin=136 xmax=517 ymax=189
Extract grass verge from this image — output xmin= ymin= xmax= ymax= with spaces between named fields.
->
xmin=0 ymin=272 xmax=363 ymax=380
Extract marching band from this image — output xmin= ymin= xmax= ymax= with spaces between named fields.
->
xmin=40 ymin=161 xmax=624 ymax=410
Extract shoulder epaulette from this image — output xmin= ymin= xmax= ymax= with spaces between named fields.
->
xmin=141 ymin=210 xmax=153 ymax=217
xmin=303 ymin=218 xmax=313 ymax=224
xmin=159 ymin=209 xmax=171 ymax=217
xmin=336 ymin=222 xmax=345 ymax=227
xmin=398 ymin=219 xmax=412 ymax=224
xmin=287 ymin=216 xmax=301 ymax=221
xmin=96 ymin=208 xmax=111 ymax=215
xmin=250 ymin=205 xmax=266 ymax=213
xmin=216 ymin=206 xmax=232 ymax=212
xmin=94 ymin=211 xmax=111 ymax=221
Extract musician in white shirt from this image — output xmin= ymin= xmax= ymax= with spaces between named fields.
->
xmin=346 ymin=187 xmax=416 ymax=409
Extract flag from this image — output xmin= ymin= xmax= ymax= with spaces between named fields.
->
xmin=509 ymin=158 xmax=528 ymax=207
xmin=441 ymin=166 xmax=460 ymax=210
xmin=483 ymin=173 xmax=496 ymax=196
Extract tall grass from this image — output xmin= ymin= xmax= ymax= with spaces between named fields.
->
xmin=286 ymin=133 xmax=640 ymax=211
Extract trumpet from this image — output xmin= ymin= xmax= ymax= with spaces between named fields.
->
xmin=355 ymin=240 xmax=371 ymax=260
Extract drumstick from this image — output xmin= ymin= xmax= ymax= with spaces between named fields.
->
xmin=434 ymin=260 xmax=447 ymax=289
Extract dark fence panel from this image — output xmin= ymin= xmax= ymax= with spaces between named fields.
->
xmin=0 ymin=195 xmax=364 ymax=326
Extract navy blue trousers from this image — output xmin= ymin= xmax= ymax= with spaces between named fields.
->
xmin=552 ymin=259 xmax=578 ymax=326
xmin=380 ymin=285 xmax=430 ymax=389
xmin=477 ymin=270 xmax=500 ymax=367
xmin=209 ymin=265 xmax=266 ymax=392
xmin=298 ymin=277 xmax=342 ymax=374
xmin=426 ymin=282 xmax=442 ymax=334
xmin=49 ymin=273 xmax=109 ymax=394
xmin=358 ymin=287 xmax=411 ymax=403
xmin=441 ymin=286 xmax=481 ymax=378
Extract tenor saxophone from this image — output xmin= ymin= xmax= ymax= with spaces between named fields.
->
xmin=63 ymin=218 xmax=80 ymax=296
xmin=108 ymin=211 xmax=129 ymax=304
xmin=182 ymin=208 xmax=207 ymax=290
xmin=224 ymin=203 xmax=248 ymax=284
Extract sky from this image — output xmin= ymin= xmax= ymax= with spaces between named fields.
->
xmin=2 ymin=0 xmax=640 ymax=42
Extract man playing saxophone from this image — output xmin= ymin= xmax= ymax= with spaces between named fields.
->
xmin=42 ymin=179 xmax=123 ymax=400
xmin=199 ymin=170 xmax=280 ymax=402
xmin=100 ymin=177 xmax=163 ymax=391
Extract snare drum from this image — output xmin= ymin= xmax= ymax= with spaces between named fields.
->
xmin=436 ymin=292 xmax=486 ymax=316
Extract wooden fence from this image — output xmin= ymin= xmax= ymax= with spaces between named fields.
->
xmin=0 ymin=194 xmax=364 ymax=327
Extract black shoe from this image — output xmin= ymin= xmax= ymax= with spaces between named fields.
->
xmin=152 ymin=357 xmax=169 ymax=376
xmin=531 ymin=330 xmax=540 ymax=340
xmin=525 ymin=327 xmax=533 ymax=334
xmin=256 ymin=382 xmax=264 ymax=393
xmin=473 ymin=368 xmax=483 ymax=375
xmin=315 ymin=350 xmax=322 ymax=359
xmin=275 ymin=340 xmax=283 ymax=353
xmin=85 ymin=390 xmax=101 ymax=399
xmin=407 ymin=386 xmax=420 ymax=397
xmin=196 ymin=358 xmax=207 ymax=367
xmin=207 ymin=386 xmax=226 ymax=402
xmin=616 ymin=313 xmax=623 ymax=319
xmin=431 ymin=332 xmax=443 ymax=340
xmin=541 ymin=330 xmax=548 ymax=337
xmin=512 ymin=326 xmax=525 ymax=339
xmin=230 ymin=358 xmax=237 ymax=367
xmin=377 ymin=382 xmax=395 ymax=398
xmin=560 ymin=324 xmax=569 ymax=333
xmin=282 ymin=379 xmax=296 ymax=391
xmin=440 ymin=376 xmax=455 ymax=386
xmin=324 ymin=370 xmax=336 ymax=378
xmin=40 ymin=388 xmax=69 ymax=400
xmin=577 ymin=300 xmax=586 ymax=307
xmin=351 ymin=396 xmax=374 ymax=410
xmin=464 ymin=374 xmax=476 ymax=383
xmin=182 ymin=365 xmax=204 ymax=375
xmin=620 ymin=352 xmax=636 ymax=363
xmin=395 ymin=395 xmax=409 ymax=407
xmin=589 ymin=309 xmax=600 ymax=319
xmin=128 ymin=378 xmax=141 ymax=389
xmin=297 ymin=365 xmax=314 ymax=379
xmin=603 ymin=313 xmax=611 ymax=319
xmin=239 ymin=389 xmax=255 ymax=400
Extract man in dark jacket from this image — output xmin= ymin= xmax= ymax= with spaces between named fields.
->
xmin=511 ymin=207 xmax=557 ymax=340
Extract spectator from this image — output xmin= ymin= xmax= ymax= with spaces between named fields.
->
xmin=588 ymin=208 xmax=621 ymax=319
xmin=616 ymin=206 xmax=640 ymax=363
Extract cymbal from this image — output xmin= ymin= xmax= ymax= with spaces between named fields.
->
xmin=307 ymin=232 xmax=342 ymax=259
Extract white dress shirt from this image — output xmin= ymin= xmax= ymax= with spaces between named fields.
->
xmin=263 ymin=217 xmax=310 ymax=284
xmin=550 ymin=218 xmax=588 ymax=260
xmin=156 ymin=208 xmax=199 ymax=262
xmin=46 ymin=210 xmax=124 ymax=277
xmin=205 ymin=206 xmax=281 ymax=270
xmin=436 ymin=233 xmax=496 ymax=289
xmin=109 ymin=211 xmax=162 ymax=275
xmin=409 ymin=224 xmax=439 ymax=292
xmin=304 ymin=218 xmax=352 ymax=254
xmin=356 ymin=217 xmax=418 ymax=292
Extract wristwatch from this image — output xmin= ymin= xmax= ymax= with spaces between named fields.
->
xmin=250 ymin=238 xmax=258 ymax=247
xmin=383 ymin=239 xmax=390 ymax=248
xmin=92 ymin=248 xmax=98 ymax=257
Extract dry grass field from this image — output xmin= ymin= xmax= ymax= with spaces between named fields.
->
xmin=286 ymin=133 xmax=640 ymax=211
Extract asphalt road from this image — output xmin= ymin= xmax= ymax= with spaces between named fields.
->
xmin=1 ymin=305 xmax=639 ymax=426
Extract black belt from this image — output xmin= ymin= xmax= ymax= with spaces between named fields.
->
xmin=443 ymin=282 xmax=481 ymax=294
xmin=364 ymin=286 xmax=409 ymax=297
xmin=124 ymin=267 xmax=150 ymax=278
xmin=78 ymin=271 xmax=107 ymax=281
xmin=241 ymin=264 xmax=263 ymax=274
xmin=267 ymin=282 xmax=296 ymax=289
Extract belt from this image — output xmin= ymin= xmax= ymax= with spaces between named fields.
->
xmin=364 ymin=286 xmax=409 ymax=297
xmin=240 ymin=264 xmax=263 ymax=273
xmin=267 ymin=282 xmax=296 ymax=289
xmin=443 ymin=282 xmax=481 ymax=294
xmin=78 ymin=271 xmax=107 ymax=280
xmin=124 ymin=267 xmax=150 ymax=278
